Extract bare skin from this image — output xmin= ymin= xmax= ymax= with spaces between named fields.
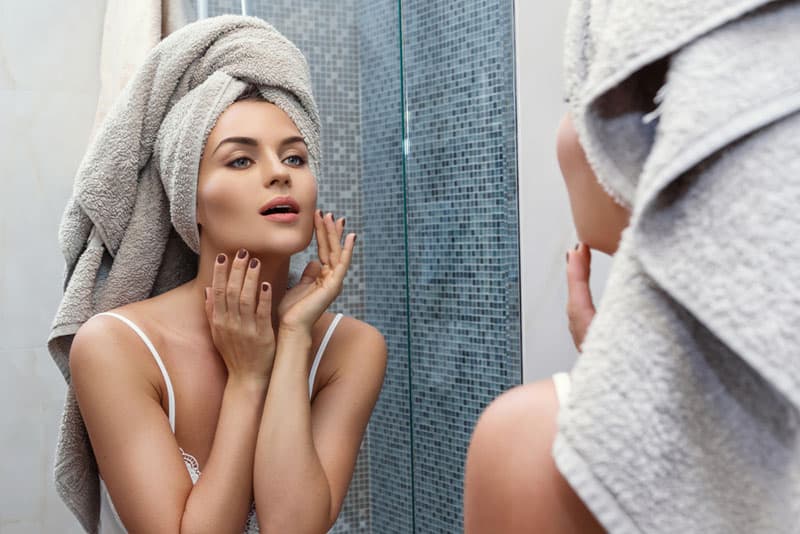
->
xmin=464 ymin=113 xmax=631 ymax=533
xmin=70 ymin=100 xmax=387 ymax=533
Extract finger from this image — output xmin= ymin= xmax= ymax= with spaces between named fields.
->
xmin=295 ymin=261 xmax=322 ymax=296
xmin=336 ymin=215 xmax=346 ymax=250
xmin=334 ymin=233 xmax=356 ymax=279
xmin=204 ymin=286 xmax=220 ymax=344
xmin=212 ymin=253 xmax=229 ymax=315
xmin=281 ymin=262 xmax=322 ymax=318
xmin=315 ymin=210 xmax=331 ymax=266
xmin=255 ymin=281 xmax=272 ymax=336
xmin=239 ymin=257 xmax=261 ymax=322
xmin=325 ymin=212 xmax=342 ymax=266
xmin=566 ymin=243 xmax=596 ymax=348
xmin=301 ymin=259 xmax=323 ymax=282
xmin=203 ymin=287 xmax=213 ymax=323
xmin=227 ymin=248 xmax=249 ymax=319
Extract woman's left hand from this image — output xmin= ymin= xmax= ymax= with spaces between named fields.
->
xmin=278 ymin=211 xmax=356 ymax=334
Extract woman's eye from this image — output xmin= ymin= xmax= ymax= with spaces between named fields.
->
xmin=228 ymin=157 xmax=252 ymax=169
xmin=285 ymin=155 xmax=305 ymax=167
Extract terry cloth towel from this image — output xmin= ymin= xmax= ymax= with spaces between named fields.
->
xmin=47 ymin=15 xmax=320 ymax=533
xmin=555 ymin=1 xmax=800 ymax=532
xmin=91 ymin=0 xmax=191 ymax=133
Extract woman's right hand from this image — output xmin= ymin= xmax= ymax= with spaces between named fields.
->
xmin=204 ymin=248 xmax=276 ymax=384
xmin=566 ymin=243 xmax=596 ymax=352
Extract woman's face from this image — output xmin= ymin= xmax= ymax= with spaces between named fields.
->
xmin=196 ymin=100 xmax=317 ymax=257
xmin=556 ymin=113 xmax=630 ymax=254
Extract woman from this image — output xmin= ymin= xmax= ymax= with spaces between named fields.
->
xmin=53 ymin=17 xmax=386 ymax=534
xmin=463 ymin=113 xmax=626 ymax=533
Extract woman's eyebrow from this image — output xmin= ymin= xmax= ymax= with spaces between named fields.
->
xmin=281 ymin=135 xmax=306 ymax=147
xmin=212 ymin=136 xmax=258 ymax=155
xmin=212 ymin=135 xmax=306 ymax=155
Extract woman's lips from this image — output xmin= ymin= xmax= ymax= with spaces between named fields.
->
xmin=262 ymin=212 xmax=299 ymax=223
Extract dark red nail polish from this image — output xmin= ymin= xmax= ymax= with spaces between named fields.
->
xmin=342 ymin=218 xmax=346 ymax=228
xmin=250 ymin=258 xmax=259 ymax=269
xmin=238 ymin=248 xmax=247 ymax=259
xmin=217 ymin=254 xmax=225 ymax=264
xmin=574 ymin=243 xmax=580 ymax=251
xmin=262 ymin=282 xmax=270 ymax=292
xmin=566 ymin=252 xmax=569 ymax=263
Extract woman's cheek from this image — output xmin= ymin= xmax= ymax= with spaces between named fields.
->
xmin=197 ymin=183 xmax=248 ymax=229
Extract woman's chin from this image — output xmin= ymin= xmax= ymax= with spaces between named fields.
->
xmin=265 ymin=238 xmax=314 ymax=257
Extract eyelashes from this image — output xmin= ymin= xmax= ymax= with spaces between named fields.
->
xmin=225 ymin=154 xmax=306 ymax=169
xmin=228 ymin=156 xmax=253 ymax=169
xmin=284 ymin=155 xmax=305 ymax=167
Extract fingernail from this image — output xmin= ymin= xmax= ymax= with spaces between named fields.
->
xmin=566 ymin=251 xmax=570 ymax=263
xmin=217 ymin=253 xmax=226 ymax=264
xmin=342 ymin=218 xmax=346 ymax=228
xmin=574 ymin=243 xmax=580 ymax=251
xmin=330 ymin=212 xmax=335 ymax=220
xmin=238 ymin=248 xmax=247 ymax=259
xmin=204 ymin=287 xmax=209 ymax=299
xmin=317 ymin=209 xmax=322 ymax=218
xmin=249 ymin=258 xmax=259 ymax=269
xmin=262 ymin=282 xmax=270 ymax=292
xmin=354 ymin=234 xmax=358 ymax=243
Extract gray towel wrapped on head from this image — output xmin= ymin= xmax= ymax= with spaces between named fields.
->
xmin=555 ymin=1 xmax=800 ymax=532
xmin=47 ymin=15 xmax=320 ymax=533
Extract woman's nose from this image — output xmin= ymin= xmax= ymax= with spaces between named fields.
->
xmin=263 ymin=158 xmax=291 ymax=187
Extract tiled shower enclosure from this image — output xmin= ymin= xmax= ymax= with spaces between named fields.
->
xmin=207 ymin=1 xmax=521 ymax=531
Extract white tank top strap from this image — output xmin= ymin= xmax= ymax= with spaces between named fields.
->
xmin=95 ymin=311 xmax=176 ymax=432
xmin=552 ymin=371 xmax=572 ymax=407
xmin=309 ymin=313 xmax=344 ymax=398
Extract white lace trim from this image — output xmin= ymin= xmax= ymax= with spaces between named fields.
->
xmin=179 ymin=448 xmax=259 ymax=532
xmin=180 ymin=448 xmax=201 ymax=484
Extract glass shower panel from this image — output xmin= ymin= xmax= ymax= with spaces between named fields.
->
xmin=399 ymin=0 xmax=522 ymax=531
xmin=359 ymin=1 xmax=415 ymax=533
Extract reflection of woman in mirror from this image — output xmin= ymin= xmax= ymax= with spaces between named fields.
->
xmin=464 ymin=113 xmax=625 ymax=533
xmin=53 ymin=17 xmax=386 ymax=533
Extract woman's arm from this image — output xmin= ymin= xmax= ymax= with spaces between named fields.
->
xmin=251 ymin=211 xmax=385 ymax=532
xmin=73 ymin=249 xmax=276 ymax=533
xmin=71 ymin=315 xmax=267 ymax=534
xmin=252 ymin=319 xmax=386 ymax=532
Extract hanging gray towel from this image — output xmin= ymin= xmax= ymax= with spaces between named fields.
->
xmin=47 ymin=15 xmax=320 ymax=533
xmin=555 ymin=0 xmax=800 ymax=532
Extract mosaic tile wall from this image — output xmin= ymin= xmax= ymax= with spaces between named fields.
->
xmin=398 ymin=0 xmax=522 ymax=531
xmin=357 ymin=1 xmax=415 ymax=533
xmin=208 ymin=1 xmax=370 ymax=532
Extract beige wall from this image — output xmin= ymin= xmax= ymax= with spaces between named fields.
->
xmin=514 ymin=1 xmax=613 ymax=382
xmin=0 ymin=1 xmax=106 ymax=531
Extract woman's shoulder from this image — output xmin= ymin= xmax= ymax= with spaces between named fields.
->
xmin=82 ymin=288 xmax=187 ymax=343
xmin=464 ymin=378 xmax=604 ymax=532
xmin=323 ymin=314 xmax=386 ymax=356
xmin=316 ymin=314 xmax=387 ymax=379
xmin=70 ymin=299 xmax=169 ymax=385
xmin=469 ymin=380 xmax=561 ymax=455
